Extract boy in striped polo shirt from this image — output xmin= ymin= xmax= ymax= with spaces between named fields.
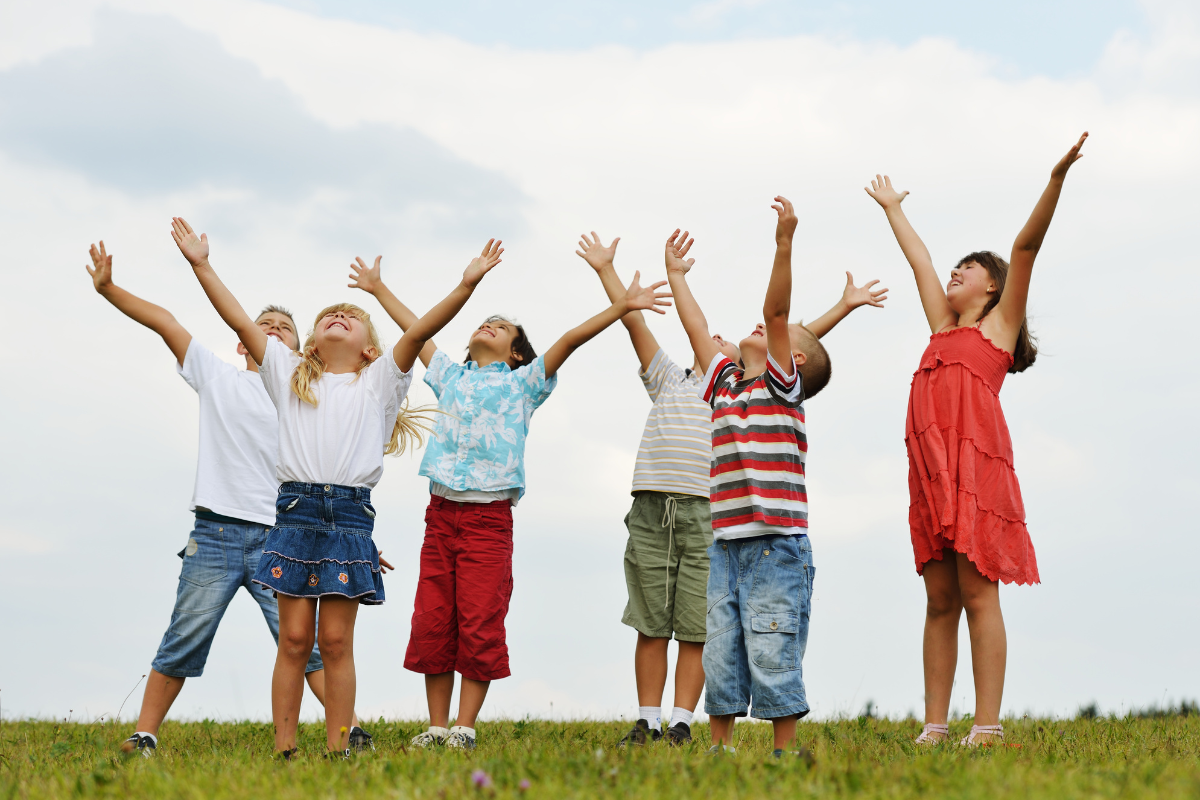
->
xmin=580 ymin=227 xmax=884 ymax=749
xmin=666 ymin=196 xmax=881 ymax=756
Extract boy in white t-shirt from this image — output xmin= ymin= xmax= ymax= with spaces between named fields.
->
xmin=85 ymin=241 xmax=373 ymax=756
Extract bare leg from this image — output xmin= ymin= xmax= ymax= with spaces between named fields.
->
xmin=921 ymin=554 xmax=963 ymax=737
xmin=455 ymin=678 xmax=491 ymax=729
xmin=314 ymin=596 xmax=360 ymax=752
xmin=772 ymin=714 xmax=798 ymax=751
xmin=426 ymin=671 xmax=455 ymax=729
xmin=133 ymin=670 xmax=187 ymax=736
xmin=303 ymin=670 xmax=361 ymax=728
xmin=272 ymin=596 xmax=317 ymax=752
xmin=635 ymin=634 xmax=670 ymax=709
xmin=672 ymin=641 xmax=706 ymax=713
xmin=957 ymin=553 xmax=1006 ymax=738
xmin=709 ymin=714 xmax=735 ymax=747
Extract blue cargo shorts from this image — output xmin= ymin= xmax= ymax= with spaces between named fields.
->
xmin=151 ymin=515 xmax=323 ymax=678
xmin=702 ymin=533 xmax=814 ymax=720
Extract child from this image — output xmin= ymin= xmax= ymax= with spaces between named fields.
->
xmin=666 ymin=197 xmax=838 ymax=757
xmin=347 ymin=250 xmax=672 ymax=750
xmin=576 ymin=232 xmax=885 ymax=747
xmin=174 ymin=217 xmax=498 ymax=757
xmin=85 ymin=241 xmax=374 ymax=756
xmin=865 ymin=133 xmax=1088 ymax=746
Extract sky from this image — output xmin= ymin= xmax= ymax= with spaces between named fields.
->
xmin=1 ymin=0 xmax=1197 ymax=726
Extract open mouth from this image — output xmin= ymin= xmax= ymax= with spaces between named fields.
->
xmin=750 ymin=330 xmax=764 ymax=338
xmin=475 ymin=329 xmax=495 ymax=338
xmin=326 ymin=319 xmax=350 ymax=332
xmin=266 ymin=332 xmax=282 ymax=341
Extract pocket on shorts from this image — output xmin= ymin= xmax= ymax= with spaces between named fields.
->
xmin=276 ymin=493 xmax=302 ymax=514
xmin=705 ymin=543 xmax=730 ymax=613
xmin=181 ymin=528 xmax=227 ymax=587
xmin=748 ymin=612 xmax=800 ymax=671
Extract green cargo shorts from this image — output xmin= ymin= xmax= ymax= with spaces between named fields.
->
xmin=621 ymin=491 xmax=711 ymax=642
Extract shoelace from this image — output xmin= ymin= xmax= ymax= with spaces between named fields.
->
xmin=914 ymin=723 xmax=950 ymax=744
xmin=411 ymin=731 xmax=445 ymax=746
xmin=661 ymin=496 xmax=684 ymax=609
xmin=446 ymin=731 xmax=474 ymax=748
xmin=960 ymin=724 xmax=1004 ymax=746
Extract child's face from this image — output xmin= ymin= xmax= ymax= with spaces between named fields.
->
xmin=256 ymin=311 xmax=299 ymax=350
xmin=946 ymin=260 xmax=995 ymax=312
xmin=468 ymin=319 xmax=522 ymax=367
xmin=711 ymin=334 xmax=741 ymax=363
xmin=738 ymin=323 xmax=768 ymax=360
xmin=314 ymin=308 xmax=373 ymax=357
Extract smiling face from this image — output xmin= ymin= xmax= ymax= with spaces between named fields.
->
xmin=315 ymin=308 xmax=371 ymax=352
xmin=467 ymin=317 xmax=525 ymax=368
xmin=255 ymin=311 xmax=299 ymax=350
xmin=710 ymin=333 xmax=741 ymax=363
xmin=945 ymin=259 xmax=997 ymax=314
xmin=737 ymin=323 xmax=768 ymax=360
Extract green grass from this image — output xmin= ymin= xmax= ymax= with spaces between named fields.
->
xmin=3 ymin=715 xmax=1198 ymax=799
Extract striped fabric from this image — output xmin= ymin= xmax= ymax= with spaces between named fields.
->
xmin=701 ymin=353 xmax=808 ymax=539
xmin=631 ymin=349 xmax=713 ymax=498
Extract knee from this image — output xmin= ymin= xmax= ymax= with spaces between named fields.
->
xmin=960 ymin=587 xmax=998 ymax=618
xmin=317 ymin=630 xmax=351 ymax=662
xmin=925 ymin=591 xmax=961 ymax=620
xmin=280 ymin=628 xmax=314 ymax=660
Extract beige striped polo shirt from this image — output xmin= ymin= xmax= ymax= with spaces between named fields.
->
xmin=632 ymin=349 xmax=713 ymax=498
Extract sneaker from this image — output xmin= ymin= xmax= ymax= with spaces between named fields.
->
xmin=446 ymin=727 xmax=476 ymax=751
xmin=410 ymin=727 xmax=449 ymax=748
xmin=617 ymin=719 xmax=661 ymax=748
xmin=665 ymin=722 xmax=693 ymax=746
xmin=706 ymin=744 xmax=737 ymax=755
xmin=273 ymin=747 xmax=299 ymax=761
xmin=120 ymin=734 xmax=155 ymax=758
xmin=348 ymin=726 xmax=375 ymax=753
xmin=325 ymin=748 xmax=350 ymax=761
xmin=772 ymin=746 xmax=815 ymax=765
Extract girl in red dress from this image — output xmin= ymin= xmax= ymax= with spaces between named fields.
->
xmin=866 ymin=133 xmax=1088 ymax=746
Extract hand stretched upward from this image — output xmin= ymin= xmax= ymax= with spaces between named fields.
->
xmin=463 ymin=239 xmax=504 ymax=287
xmin=1051 ymin=132 xmax=1088 ymax=180
xmin=842 ymin=272 xmax=888 ymax=309
xmin=865 ymin=175 xmax=909 ymax=209
xmin=771 ymin=196 xmax=798 ymax=242
xmin=576 ymin=231 xmax=620 ymax=271
xmin=664 ymin=229 xmax=695 ymax=274
xmin=86 ymin=241 xmax=113 ymax=292
xmin=348 ymin=256 xmax=383 ymax=293
xmin=625 ymin=271 xmax=672 ymax=314
xmin=171 ymin=217 xmax=209 ymax=266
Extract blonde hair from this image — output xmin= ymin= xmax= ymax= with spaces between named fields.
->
xmin=291 ymin=302 xmax=436 ymax=456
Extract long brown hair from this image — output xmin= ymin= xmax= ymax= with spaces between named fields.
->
xmin=291 ymin=302 xmax=435 ymax=455
xmin=957 ymin=251 xmax=1038 ymax=373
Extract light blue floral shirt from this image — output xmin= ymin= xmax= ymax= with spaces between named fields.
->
xmin=418 ymin=349 xmax=557 ymax=499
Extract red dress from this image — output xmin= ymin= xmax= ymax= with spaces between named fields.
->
xmin=905 ymin=326 xmax=1039 ymax=585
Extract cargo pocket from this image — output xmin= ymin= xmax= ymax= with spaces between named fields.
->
xmin=181 ymin=528 xmax=227 ymax=587
xmin=748 ymin=612 xmax=799 ymax=671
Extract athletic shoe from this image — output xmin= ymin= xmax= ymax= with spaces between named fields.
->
xmin=120 ymin=734 xmax=155 ymax=758
xmin=325 ymin=748 xmax=350 ymax=761
xmin=617 ymin=719 xmax=662 ymax=748
xmin=410 ymin=728 xmax=449 ymax=748
xmin=273 ymin=747 xmax=298 ymax=761
xmin=771 ymin=746 xmax=815 ymax=765
xmin=665 ymin=722 xmax=692 ymax=746
xmin=446 ymin=728 xmax=476 ymax=751
xmin=707 ymin=744 xmax=737 ymax=755
xmin=348 ymin=726 xmax=374 ymax=753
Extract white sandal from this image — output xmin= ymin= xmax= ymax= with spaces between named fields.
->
xmin=914 ymin=723 xmax=949 ymax=744
xmin=959 ymin=724 xmax=1003 ymax=746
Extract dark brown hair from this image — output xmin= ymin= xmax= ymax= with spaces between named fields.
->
xmin=957 ymin=251 xmax=1038 ymax=373
xmin=464 ymin=315 xmax=537 ymax=367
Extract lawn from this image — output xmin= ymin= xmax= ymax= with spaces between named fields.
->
xmin=2 ymin=714 xmax=1198 ymax=798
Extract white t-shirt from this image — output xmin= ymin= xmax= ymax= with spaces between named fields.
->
xmin=177 ymin=340 xmax=280 ymax=526
xmin=259 ymin=337 xmax=414 ymax=489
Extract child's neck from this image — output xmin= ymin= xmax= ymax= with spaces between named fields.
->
xmin=740 ymin=352 xmax=767 ymax=380
xmin=319 ymin=346 xmax=367 ymax=374
xmin=244 ymin=354 xmax=260 ymax=374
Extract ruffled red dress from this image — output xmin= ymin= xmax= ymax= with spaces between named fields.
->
xmin=906 ymin=326 xmax=1039 ymax=585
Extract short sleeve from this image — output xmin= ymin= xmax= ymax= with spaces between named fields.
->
xmin=366 ymin=348 xmax=415 ymax=407
xmin=176 ymin=339 xmax=233 ymax=393
xmin=423 ymin=349 xmax=462 ymax=400
xmin=765 ymin=353 xmax=804 ymax=407
xmin=513 ymin=355 xmax=557 ymax=412
xmin=638 ymin=349 xmax=684 ymax=403
xmin=259 ymin=337 xmax=302 ymax=409
xmin=700 ymin=353 xmax=737 ymax=406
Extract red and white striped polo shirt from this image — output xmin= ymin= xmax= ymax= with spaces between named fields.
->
xmin=700 ymin=352 xmax=808 ymax=541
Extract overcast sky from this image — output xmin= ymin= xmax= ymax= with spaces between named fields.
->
xmin=1 ymin=0 xmax=1197 ymax=724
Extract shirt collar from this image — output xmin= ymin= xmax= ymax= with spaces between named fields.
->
xmin=466 ymin=359 xmax=513 ymax=373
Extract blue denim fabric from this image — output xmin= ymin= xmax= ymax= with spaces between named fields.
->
xmin=702 ymin=534 xmax=814 ymax=720
xmin=252 ymin=482 xmax=385 ymax=605
xmin=152 ymin=516 xmax=323 ymax=678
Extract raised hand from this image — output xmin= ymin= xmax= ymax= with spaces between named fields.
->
xmin=865 ymin=175 xmax=909 ymax=210
xmin=842 ymin=271 xmax=888 ymax=309
xmin=624 ymin=271 xmax=672 ymax=315
xmin=664 ymin=229 xmax=695 ymax=274
xmin=86 ymin=241 xmax=113 ymax=293
xmin=1051 ymin=132 xmax=1088 ymax=181
xmin=771 ymin=195 xmax=798 ymax=243
xmin=171 ymin=217 xmax=210 ymax=266
xmin=462 ymin=238 xmax=504 ymax=288
xmin=576 ymin=231 xmax=620 ymax=272
xmin=349 ymin=256 xmax=383 ymax=294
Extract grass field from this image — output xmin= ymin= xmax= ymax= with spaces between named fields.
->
xmin=2 ymin=713 xmax=1198 ymax=799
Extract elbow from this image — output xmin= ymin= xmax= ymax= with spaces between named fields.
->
xmin=763 ymin=305 xmax=789 ymax=323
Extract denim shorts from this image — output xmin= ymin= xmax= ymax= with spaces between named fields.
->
xmin=152 ymin=516 xmax=323 ymax=678
xmin=252 ymin=483 xmax=385 ymax=605
xmin=702 ymin=533 xmax=814 ymax=720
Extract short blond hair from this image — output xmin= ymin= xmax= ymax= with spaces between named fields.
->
xmin=788 ymin=322 xmax=831 ymax=399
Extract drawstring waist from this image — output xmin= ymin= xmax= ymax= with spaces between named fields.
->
xmin=661 ymin=494 xmax=687 ymax=609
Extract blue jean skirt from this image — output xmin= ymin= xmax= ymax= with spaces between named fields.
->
xmin=252 ymin=482 xmax=385 ymax=605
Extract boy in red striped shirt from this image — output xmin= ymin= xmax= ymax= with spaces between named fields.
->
xmin=665 ymin=196 xmax=868 ymax=756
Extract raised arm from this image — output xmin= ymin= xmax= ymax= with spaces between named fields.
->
xmin=997 ymin=132 xmax=1088 ymax=333
xmin=172 ymin=217 xmax=266 ymax=364
xmin=663 ymin=230 xmax=721 ymax=369
xmin=764 ymin=197 xmax=797 ymax=376
xmin=576 ymin=232 xmax=660 ymax=372
xmin=393 ymin=240 xmax=503 ymax=373
xmin=348 ymin=256 xmax=437 ymax=368
xmin=543 ymin=271 xmax=672 ymax=379
xmin=804 ymin=271 xmax=888 ymax=339
xmin=865 ymin=176 xmax=956 ymax=334
xmin=87 ymin=241 xmax=192 ymax=365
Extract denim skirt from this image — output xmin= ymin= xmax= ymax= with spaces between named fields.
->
xmin=252 ymin=482 xmax=385 ymax=605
